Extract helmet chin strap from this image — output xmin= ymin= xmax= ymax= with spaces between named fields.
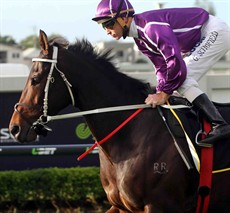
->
xmin=116 ymin=17 xmax=132 ymax=39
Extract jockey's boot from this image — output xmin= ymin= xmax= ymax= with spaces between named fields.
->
xmin=192 ymin=93 xmax=230 ymax=147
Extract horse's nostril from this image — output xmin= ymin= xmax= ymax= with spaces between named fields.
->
xmin=10 ymin=125 xmax=20 ymax=136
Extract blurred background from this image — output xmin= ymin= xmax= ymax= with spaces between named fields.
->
xmin=0 ymin=0 xmax=229 ymax=211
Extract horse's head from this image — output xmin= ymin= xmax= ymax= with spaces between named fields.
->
xmin=9 ymin=30 xmax=73 ymax=143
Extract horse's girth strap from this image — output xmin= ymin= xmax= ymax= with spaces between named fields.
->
xmin=196 ymin=120 xmax=213 ymax=213
xmin=166 ymin=101 xmax=200 ymax=172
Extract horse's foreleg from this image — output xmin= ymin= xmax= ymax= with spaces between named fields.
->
xmin=143 ymin=204 xmax=164 ymax=213
xmin=106 ymin=206 xmax=130 ymax=213
xmin=107 ymin=205 xmax=164 ymax=213
xmin=106 ymin=206 xmax=119 ymax=213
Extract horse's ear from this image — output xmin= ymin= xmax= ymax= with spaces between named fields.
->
xmin=39 ymin=30 xmax=49 ymax=55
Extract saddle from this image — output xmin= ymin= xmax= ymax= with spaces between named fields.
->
xmin=162 ymin=96 xmax=230 ymax=171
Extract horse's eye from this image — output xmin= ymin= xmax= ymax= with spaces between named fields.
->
xmin=31 ymin=77 xmax=40 ymax=85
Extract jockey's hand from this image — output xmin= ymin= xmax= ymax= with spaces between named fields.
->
xmin=145 ymin=92 xmax=170 ymax=108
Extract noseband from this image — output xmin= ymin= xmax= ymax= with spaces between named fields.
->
xmin=14 ymin=46 xmax=75 ymax=136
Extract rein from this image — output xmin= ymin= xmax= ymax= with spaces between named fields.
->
xmin=45 ymin=103 xmax=190 ymax=122
xmin=46 ymin=103 xmax=190 ymax=121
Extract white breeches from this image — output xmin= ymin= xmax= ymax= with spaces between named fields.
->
xmin=177 ymin=15 xmax=230 ymax=102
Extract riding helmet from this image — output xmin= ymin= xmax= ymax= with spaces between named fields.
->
xmin=92 ymin=0 xmax=135 ymax=24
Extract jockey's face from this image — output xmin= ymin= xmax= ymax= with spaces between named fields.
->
xmin=103 ymin=20 xmax=124 ymax=40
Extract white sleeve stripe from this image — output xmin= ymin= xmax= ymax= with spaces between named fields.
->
xmin=173 ymin=25 xmax=202 ymax=32
xmin=145 ymin=21 xmax=170 ymax=28
xmin=136 ymin=25 xmax=164 ymax=56
xmin=110 ymin=0 xmax=113 ymax=14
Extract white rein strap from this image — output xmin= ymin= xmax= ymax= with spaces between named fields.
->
xmin=46 ymin=103 xmax=191 ymax=122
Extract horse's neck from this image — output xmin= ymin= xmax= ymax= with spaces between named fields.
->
xmin=71 ymin=62 xmax=146 ymax=110
xmin=78 ymin=72 xmax=145 ymax=137
xmin=64 ymin=56 xmax=147 ymax=142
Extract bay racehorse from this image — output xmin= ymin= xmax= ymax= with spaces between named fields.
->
xmin=9 ymin=30 xmax=230 ymax=213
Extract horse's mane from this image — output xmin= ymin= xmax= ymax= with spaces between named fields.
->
xmin=49 ymin=37 xmax=149 ymax=94
xmin=49 ymin=36 xmax=113 ymax=63
xmin=68 ymin=38 xmax=113 ymax=62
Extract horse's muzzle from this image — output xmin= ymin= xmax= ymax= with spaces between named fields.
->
xmin=9 ymin=123 xmax=37 ymax=143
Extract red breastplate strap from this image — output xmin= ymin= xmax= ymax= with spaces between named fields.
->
xmin=77 ymin=108 xmax=144 ymax=161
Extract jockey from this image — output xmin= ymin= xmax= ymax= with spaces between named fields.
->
xmin=92 ymin=0 xmax=230 ymax=146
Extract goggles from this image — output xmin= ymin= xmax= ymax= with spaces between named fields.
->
xmin=102 ymin=19 xmax=116 ymax=29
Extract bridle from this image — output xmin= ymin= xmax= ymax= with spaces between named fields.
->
xmin=32 ymin=46 xmax=75 ymax=115
xmin=14 ymin=46 xmax=75 ymax=136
